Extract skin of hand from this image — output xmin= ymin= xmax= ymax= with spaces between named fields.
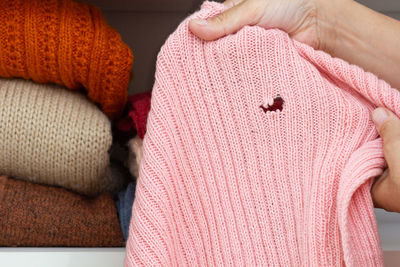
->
xmin=189 ymin=0 xmax=338 ymax=51
xmin=372 ymin=108 xmax=400 ymax=213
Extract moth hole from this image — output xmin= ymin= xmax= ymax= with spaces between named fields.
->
xmin=260 ymin=95 xmax=284 ymax=113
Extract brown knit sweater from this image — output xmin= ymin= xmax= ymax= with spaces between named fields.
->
xmin=0 ymin=176 xmax=124 ymax=247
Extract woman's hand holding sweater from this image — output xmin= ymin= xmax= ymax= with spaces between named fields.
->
xmin=189 ymin=0 xmax=400 ymax=89
xmin=189 ymin=0 xmax=336 ymax=51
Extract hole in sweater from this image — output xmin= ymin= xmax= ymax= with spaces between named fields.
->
xmin=260 ymin=95 xmax=284 ymax=113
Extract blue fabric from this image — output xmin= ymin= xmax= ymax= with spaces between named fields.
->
xmin=116 ymin=182 xmax=136 ymax=240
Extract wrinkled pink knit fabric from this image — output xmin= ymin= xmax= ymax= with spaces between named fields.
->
xmin=125 ymin=2 xmax=400 ymax=266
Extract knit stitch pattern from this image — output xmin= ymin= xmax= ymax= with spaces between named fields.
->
xmin=116 ymin=92 xmax=152 ymax=139
xmin=0 ymin=79 xmax=112 ymax=196
xmin=0 ymin=0 xmax=133 ymax=119
xmin=0 ymin=176 xmax=124 ymax=247
xmin=125 ymin=2 xmax=400 ymax=266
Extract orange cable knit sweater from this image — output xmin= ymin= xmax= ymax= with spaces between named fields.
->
xmin=0 ymin=0 xmax=133 ymax=119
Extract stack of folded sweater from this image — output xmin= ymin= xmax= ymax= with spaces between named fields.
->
xmin=0 ymin=0 xmax=134 ymax=247
xmin=115 ymin=92 xmax=152 ymax=240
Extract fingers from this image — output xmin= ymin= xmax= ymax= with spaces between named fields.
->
xmin=371 ymin=169 xmax=400 ymax=212
xmin=372 ymin=107 xmax=400 ymax=177
xmin=189 ymin=0 xmax=260 ymax=41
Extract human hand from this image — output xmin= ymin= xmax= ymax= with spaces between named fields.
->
xmin=371 ymin=108 xmax=400 ymax=213
xmin=189 ymin=0 xmax=348 ymax=51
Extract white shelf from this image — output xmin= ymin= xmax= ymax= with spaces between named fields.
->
xmin=0 ymin=248 xmax=125 ymax=267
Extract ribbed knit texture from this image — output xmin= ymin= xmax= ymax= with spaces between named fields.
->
xmin=0 ymin=176 xmax=124 ymax=247
xmin=0 ymin=79 xmax=112 ymax=196
xmin=0 ymin=0 xmax=133 ymax=119
xmin=125 ymin=2 xmax=400 ymax=266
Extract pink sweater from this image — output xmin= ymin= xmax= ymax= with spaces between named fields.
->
xmin=126 ymin=2 xmax=400 ymax=266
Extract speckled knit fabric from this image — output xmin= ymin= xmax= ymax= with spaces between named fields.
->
xmin=0 ymin=176 xmax=124 ymax=247
xmin=0 ymin=0 xmax=133 ymax=119
xmin=125 ymin=2 xmax=400 ymax=266
xmin=0 ymin=79 xmax=112 ymax=196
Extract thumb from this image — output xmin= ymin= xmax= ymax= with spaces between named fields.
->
xmin=372 ymin=107 xmax=400 ymax=176
xmin=189 ymin=0 xmax=259 ymax=41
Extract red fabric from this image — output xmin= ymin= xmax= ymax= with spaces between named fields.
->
xmin=116 ymin=92 xmax=151 ymax=139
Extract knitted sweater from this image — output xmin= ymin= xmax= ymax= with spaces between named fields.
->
xmin=0 ymin=176 xmax=124 ymax=247
xmin=0 ymin=79 xmax=112 ymax=196
xmin=116 ymin=92 xmax=152 ymax=142
xmin=0 ymin=0 xmax=133 ymax=119
xmin=125 ymin=2 xmax=400 ymax=266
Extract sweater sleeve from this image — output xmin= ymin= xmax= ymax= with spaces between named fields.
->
xmin=293 ymin=39 xmax=400 ymax=115
xmin=125 ymin=77 xmax=178 ymax=266
xmin=293 ymin=40 xmax=400 ymax=266
xmin=337 ymin=139 xmax=385 ymax=266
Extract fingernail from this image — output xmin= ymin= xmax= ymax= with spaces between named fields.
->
xmin=191 ymin=19 xmax=208 ymax=26
xmin=372 ymin=108 xmax=390 ymax=127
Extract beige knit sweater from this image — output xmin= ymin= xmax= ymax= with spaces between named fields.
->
xmin=0 ymin=79 xmax=112 ymax=196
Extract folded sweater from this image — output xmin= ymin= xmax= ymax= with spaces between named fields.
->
xmin=116 ymin=182 xmax=137 ymax=241
xmin=116 ymin=92 xmax=152 ymax=141
xmin=0 ymin=79 xmax=112 ymax=196
xmin=125 ymin=2 xmax=400 ymax=266
xmin=0 ymin=176 xmax=124 ymax=247
xmin=0 ymin=0 xmax=133 ymax=119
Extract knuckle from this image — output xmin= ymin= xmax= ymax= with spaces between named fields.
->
xmin=212 ymin=12 xmax=227 ymax=26
xmin=211 ymin=13 xmax=230 ymax=35
xmin=245 ymin=0 xmax=265 ymax=23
